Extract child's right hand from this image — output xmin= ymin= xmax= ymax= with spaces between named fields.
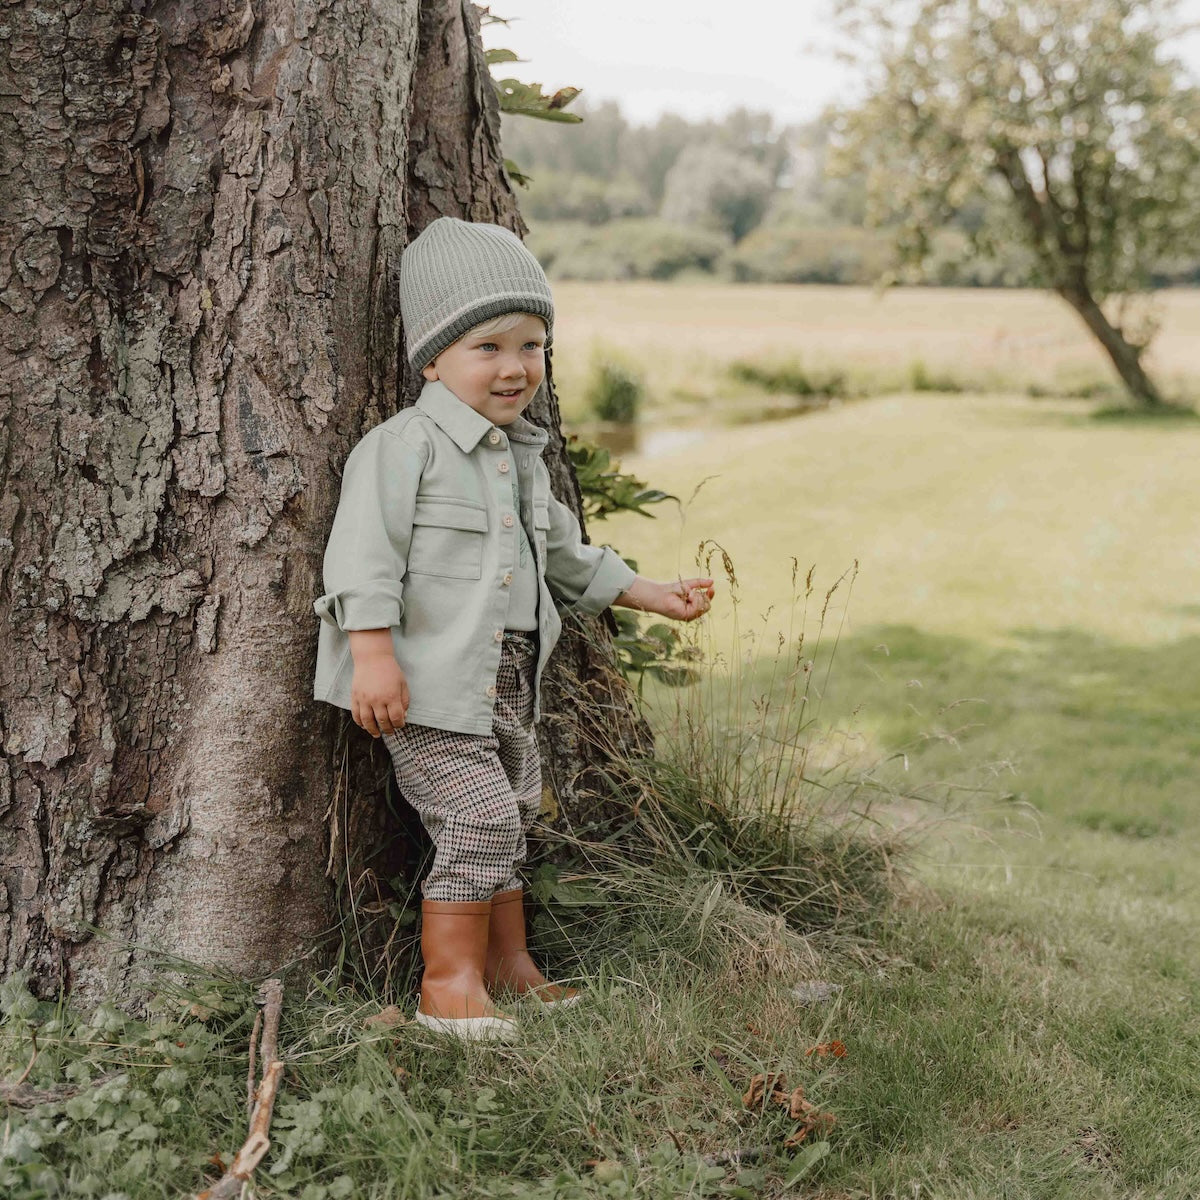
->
xmin=347 ymin=629 xmax=410 ymax=737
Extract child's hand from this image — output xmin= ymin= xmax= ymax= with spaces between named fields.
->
xmin=347 ymin=629 xmax=410 ymax=737
xmin=615 ymin=576 xmax=715 ymax=622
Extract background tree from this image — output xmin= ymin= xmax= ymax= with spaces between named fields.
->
xmin=832 ymin=0 xmax=1200 ymax=408
xmin=500 ymin=101 xmax=791 ymax=221
xmin=659 ymin=143 xmax=777 ymax=242
xmin=0 ymin=0 xmax=644 ymax=1004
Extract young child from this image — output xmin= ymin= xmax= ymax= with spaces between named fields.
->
xmin=313 ymin=217 xmax=714 ymax=1041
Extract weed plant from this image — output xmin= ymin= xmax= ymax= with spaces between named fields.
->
xmin=726 ymin=359 xmax=848 ymax=401
xmin=584 ymin=358 xmax=644 ymax=424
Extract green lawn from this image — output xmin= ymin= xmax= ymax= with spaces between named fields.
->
xmin=602 ymin=387 xmax=1200 ymax=1196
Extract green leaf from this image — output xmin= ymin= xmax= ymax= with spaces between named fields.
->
xmin=782 ymin=1139 xmax=831 ymax=1187
xmin=550 ymin=880 xmax=604 ymax=906
xmin=529 ymin=863 xmax=559 ymax=905
xmin=485 ymin=48 xmax=522 ymax=65
xmin=494 ymin=78 xmax=584 ymax=123
xmin=504 ymin=158 xmax=533 ymax=188
xmin=0 ymin=971 xmax=39 ymax=1020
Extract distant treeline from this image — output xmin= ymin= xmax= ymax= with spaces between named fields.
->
xmin=500 ymin=100 xmax=1200 ymax=287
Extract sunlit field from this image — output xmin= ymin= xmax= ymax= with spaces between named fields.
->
xmin=550 ymin=282 xmax=1200 ymax=424
xmin=604 ymin=390 xmax=1200 ymax=650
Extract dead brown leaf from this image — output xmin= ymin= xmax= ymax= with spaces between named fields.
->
xmin=364 ymin=1005 xmax=406 ymax=1030
xmin=741 ymin=1071 xmax=789 ymax=1109
xmin=785 ymin=1110 xmax=836 ymax=1148
xmin=805 ymin=1041 xmax=847 ymax=1059
xmin=742 ymin=1070 xmax=837 ymax=1149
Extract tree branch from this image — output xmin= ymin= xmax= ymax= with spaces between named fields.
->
xmin=196 ymin=978 xmax=286 ymax=1200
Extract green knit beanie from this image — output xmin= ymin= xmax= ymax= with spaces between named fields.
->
xmin=400 ymin=217 xmax=555 ymax=371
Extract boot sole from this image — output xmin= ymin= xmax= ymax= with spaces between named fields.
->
xmin=526 ymin=991 xmax=581 ymax=1008
xmin=413 ymin=1009 xmax=518 ymax=1042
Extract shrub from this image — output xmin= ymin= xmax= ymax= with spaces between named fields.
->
xmin=728 ymin=358 xmax=849 ymax=399
xmin=728 ymin=223 xmax=894 ymax=284
xmin=585 ymin=358 xmax=643 ymax=423
xmin=526 ymin=219 xmax=731 ymax=281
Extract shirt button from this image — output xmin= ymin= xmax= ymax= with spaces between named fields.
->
xmin=502 ymin=514 xmax=514 ymax=528
xmin=486 ymin=685 xmax=497 ymax=698
xmin=498 ymin=460 xmax=510 ymax=474
xmin=494 ymin=629 xmax=504 ymax=642
xmin=502 ymin=573 xmax=513 ymax=586
xmin=488 ymin=431 xmax=501 ymax=445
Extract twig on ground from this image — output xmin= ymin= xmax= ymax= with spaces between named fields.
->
xmin=246 ymin=1009 xmax=262 ymax=1116
xmin=0 ymin=1071 xmax=121 ymax=1109
xmin=196 ymin=977 xmax=285 ymax=1200
xmin=259 ymin=978 xmax=282 ymax=1067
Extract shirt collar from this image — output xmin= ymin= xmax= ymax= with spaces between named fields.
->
xmin=416 ymin=379 xmax=550 ymax=453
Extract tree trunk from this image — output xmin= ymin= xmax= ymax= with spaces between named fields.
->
xmin=1059 ymin=284 xmax=1165 ymax=409
xmin=0 ymin=0 xmax=645 ymax=1004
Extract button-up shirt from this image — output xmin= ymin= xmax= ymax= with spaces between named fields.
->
xmin=312 ymin=380 xmax=636 ymax=735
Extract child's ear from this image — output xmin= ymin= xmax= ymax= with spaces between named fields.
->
xmin=421 ymin=362 xmax=439 ymax=381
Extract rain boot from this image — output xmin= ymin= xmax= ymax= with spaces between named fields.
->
xmin=484 ymin=888 xmax=580 ymax=1006
xmin=415 ymin=899 xmax=517 ymax=1041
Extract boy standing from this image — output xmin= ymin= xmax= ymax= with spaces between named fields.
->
xmin=314 ymin=218 xmax=714 ymax=1040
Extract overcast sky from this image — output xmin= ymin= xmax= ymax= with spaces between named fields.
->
xmin=481 ymin=0 xmax=1200 ymax=128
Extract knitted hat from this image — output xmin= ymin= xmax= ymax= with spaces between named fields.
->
xmin=399 ymin=217 xmax=554 ymax=371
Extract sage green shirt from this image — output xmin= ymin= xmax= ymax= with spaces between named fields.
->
xmin=312 ymin=380 xmax=636 ymax=734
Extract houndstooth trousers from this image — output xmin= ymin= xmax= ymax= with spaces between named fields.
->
xmin=383 ymin=632 xmax=543 ymax=902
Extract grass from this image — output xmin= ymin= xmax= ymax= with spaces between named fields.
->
xmin=604 ymin=390 xmax=1200 ymax=647
xmin=8 ymin=597 xmax=1198 ymax=1196
xmin=598 ymin=382 xmax=1200 ymax=1195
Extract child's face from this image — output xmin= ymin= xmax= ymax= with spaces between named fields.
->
xmin=421 ymin=314 xmax=547 ymax=426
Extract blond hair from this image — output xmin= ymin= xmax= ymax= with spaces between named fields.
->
xmin=464 ymin=311 xmax=547 ymax=340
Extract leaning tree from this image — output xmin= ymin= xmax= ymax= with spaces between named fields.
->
xmin=0 ymin=0 xmax=646 ymax=1003
xmin=833 ymin=0 xmax=1200 ymax=408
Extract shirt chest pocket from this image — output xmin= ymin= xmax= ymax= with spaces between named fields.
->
xmin=407 ymin=498 xmax=488 ymax=580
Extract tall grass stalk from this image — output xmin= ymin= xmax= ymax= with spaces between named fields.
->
xmin=553 ymin=547 xmax=978 ymax=950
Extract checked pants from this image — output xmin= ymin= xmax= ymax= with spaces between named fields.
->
xmin=383 ymin=632 xmax=544 ymax=902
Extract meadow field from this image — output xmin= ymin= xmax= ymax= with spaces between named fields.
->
xmin=597 ymin=282 xmax=1200 ymax=1195
xmin=2 ymin=284 xmax=1197 ymax=1199
xmin=551 ymin=282 xmax=1200 ymax=425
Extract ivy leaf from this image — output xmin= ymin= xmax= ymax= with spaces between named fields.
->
xmin=494 ymin=78 xmax=584 ymax=123
xmin=485 ymin=48 xmax=522 ymax=65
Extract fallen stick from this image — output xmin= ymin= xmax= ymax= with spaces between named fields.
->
xmin=246 ymin=1009 xmax=262 ymax=1116
xmin=196 ymin=978 xmax=285 ymax=1200
xmin=0 ymin=1071 xmax=122 ymax=1109
xmin=258 ymin=979 xmax=282 ymax=1068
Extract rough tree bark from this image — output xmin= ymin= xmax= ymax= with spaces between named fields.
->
xmin=0 ymin=0 xmax=647 ymax=1003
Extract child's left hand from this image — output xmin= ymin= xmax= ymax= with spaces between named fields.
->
xmin=615 ymin=576 xmax=715 ymax=622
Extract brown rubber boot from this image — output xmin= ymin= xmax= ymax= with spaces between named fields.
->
xmin=484 ymin=888 xmax=580 ymax=1006
xmin=415 ymin=899 xmax=517 ymax=1041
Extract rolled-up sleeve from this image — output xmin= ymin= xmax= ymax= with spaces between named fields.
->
xmin=542 ymin=493 xmax=636 ymax=615
xmin=313 ymin=429 xmax=426 ymax=631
